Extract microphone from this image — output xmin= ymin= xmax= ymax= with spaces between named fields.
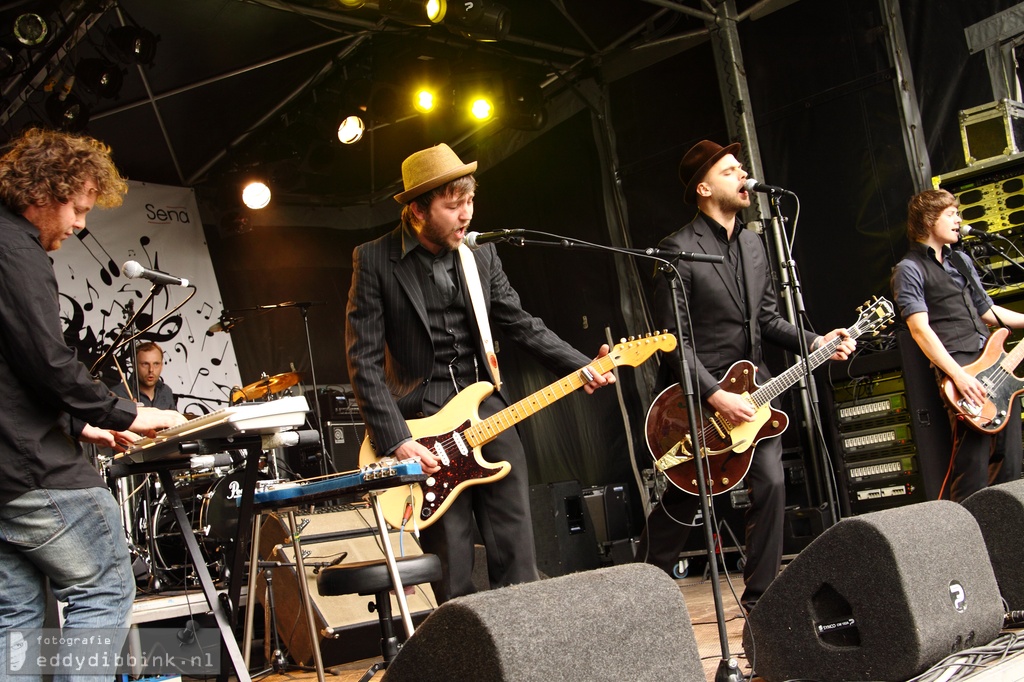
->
xmin=959 ymin=225 xmax=998 ymax=241
xmin=464 ymin=229 xmax=524 ymax=250
xmin=261 ymin=429 xmax=320 ymax=450
xmin=122 ymin=260 xmax=190 ymax=287
xmin=644 ymin=248 xmax=725 ymax=264
xmin=744 ymin=178 xmax=795 ymax=196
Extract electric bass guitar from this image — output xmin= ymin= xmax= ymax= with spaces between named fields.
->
xmin=941 ymin=326 xmax=1024 ymax=434
xmin=646 ymin=297 xmax=893 ymax=496
xmin=359 ymin=332 xmax=677 ymax=530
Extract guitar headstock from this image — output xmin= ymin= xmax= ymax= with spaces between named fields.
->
xmin=854 ymin=296 xmax=895 ymax=337
xmin=610 ymin=332 xmax=678 ymax=368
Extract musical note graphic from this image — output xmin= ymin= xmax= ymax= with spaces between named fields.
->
xmin=211 ymin=342 xmax=229 ymax=367
xmin=83 ymin=281 xmax=99 ymax=312
xmin=75 ymin=228 xmax=119 ymax=285
xmin=198 ymin=302 xmax=213 ymax=319
xmin=189 ymin=367 xmax=210 ymax=394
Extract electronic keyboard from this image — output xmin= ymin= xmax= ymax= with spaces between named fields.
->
xmin=119 ymin=395 xmax=310 ymax=464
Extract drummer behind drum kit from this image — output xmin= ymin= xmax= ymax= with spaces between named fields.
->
xmin=125 ymin=370 xmax=313 ymax=592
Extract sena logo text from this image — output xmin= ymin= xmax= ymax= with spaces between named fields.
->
xmin=145 ymin=203 xmax=191 ymax=224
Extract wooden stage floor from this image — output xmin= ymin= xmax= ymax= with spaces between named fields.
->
xmin=241 ymin=572 xmax=1024 ymax=682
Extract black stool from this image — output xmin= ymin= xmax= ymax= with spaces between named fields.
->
xmin=317 ymin=553 xmax=442 ymax=682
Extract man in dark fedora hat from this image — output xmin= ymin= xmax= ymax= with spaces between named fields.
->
xmin=635 ymin=140 xmax=854 ymax=610
xmin=346 ymin=143 xmax=615 ymax=602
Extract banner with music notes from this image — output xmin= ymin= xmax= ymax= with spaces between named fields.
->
xmin=54 ymin=180 xmax=242 ymax=415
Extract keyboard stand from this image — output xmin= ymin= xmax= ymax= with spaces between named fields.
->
xmin=115 ymin=434 xmax=267 ymax=682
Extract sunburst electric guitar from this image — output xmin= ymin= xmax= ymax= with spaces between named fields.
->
xmin=646 ymin=297 xmax=893 ymax=496
xmin=941 ymin=326 xmax=1024 ymax=434
xmin=359 ymin=332 xmax=677 ymax=530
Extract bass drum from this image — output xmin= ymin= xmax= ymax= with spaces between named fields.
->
xmin=147 ymin=468 xmax=267 ymax=588
xmin=200 ymin=468 xmax=269 ymax=547
xmin=147 ymin=478 xmax=222 ymax=588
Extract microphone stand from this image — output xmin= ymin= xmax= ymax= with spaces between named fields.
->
xmin=218 ymin=301 xmax=329 ymax=474
xmin=490 ymin=231 xmax=741 ymax=681
xmin=765 ymin=193 xmax=837 ymax=525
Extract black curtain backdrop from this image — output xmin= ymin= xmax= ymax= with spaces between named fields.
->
xmin=205 ymin=0 xmax=1022 ymax=512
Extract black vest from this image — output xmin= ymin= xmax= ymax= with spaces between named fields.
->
xmin=901 ymin=247 xmax=988 ymax=354
xmin=419 ymin=258 xmax=481 ymax=411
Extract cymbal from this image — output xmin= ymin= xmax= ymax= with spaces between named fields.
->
xmin=232 ymin=372 xmax=300 ymax=402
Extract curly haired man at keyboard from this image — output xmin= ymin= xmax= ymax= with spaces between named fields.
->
xmin=0 ymin=128 xmax=184 ymax=677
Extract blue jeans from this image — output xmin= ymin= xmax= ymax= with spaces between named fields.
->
xmin=0 ymin=487 xmax=134 ymax=681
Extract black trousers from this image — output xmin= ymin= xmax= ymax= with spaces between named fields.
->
xmin=635 ymin=434 xmax=785 ymax=608
xmin=419 ymin=393 xmax=539 ymax=603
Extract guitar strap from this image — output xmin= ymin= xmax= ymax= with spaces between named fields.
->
xmin=457 ymin=244 xmax=501 ymax=391
xmin=949 ymin=248 xmax=1006 ymax=330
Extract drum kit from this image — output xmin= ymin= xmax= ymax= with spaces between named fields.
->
xmin=120 ymin=370 xmax=306 ymax=592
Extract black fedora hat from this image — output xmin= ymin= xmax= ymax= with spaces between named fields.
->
xmin=678 ymin=140 xmax=742 ymax=205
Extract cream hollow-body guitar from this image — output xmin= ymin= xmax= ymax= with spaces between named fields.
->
xmin=646 ymin=297 xmax=893 ymax=496
xmin=359 ymin=333 xmax=677 ymax=530
xmin=942 ymin=326 xmax=1024 ymax=434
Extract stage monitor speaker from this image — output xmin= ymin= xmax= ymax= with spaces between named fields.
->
xmin=743 ymin=500 xmax=1003 ymax=682
xmin=382 ymin=563 xmax=705 ymax=682
xmin=963 ymin=478 xmax=1024 ymax=610
xmin=255 ymin=509 xmax=436 ymax=666
xmin=529 ymin=480 xmax=600 ymax=577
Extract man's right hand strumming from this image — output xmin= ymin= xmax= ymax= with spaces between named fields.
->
xmin=394 ymin=439 xmax=442 ymax=474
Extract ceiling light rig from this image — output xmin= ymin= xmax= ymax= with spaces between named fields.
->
xmin=106 ymin=25 xmax=159 ymax=66
xmin=75 ymin=58 xmax=124 ymax=99
xmin=444 ymin=0 xmax=510 ymax=42
xmin=379 ymin=0 xmax=446 ymax=27
xmin=13 ymin=13 xmax=49 ymax=47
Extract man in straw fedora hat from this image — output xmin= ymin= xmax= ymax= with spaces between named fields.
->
xmin=634 ymin=140 xmax=853 ymax=611
xmin=346 ymin=143 xmax=615 ymax=602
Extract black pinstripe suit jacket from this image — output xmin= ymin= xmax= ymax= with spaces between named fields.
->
xmin=346 ymin=225 xmax=591 ymax=455
xmin=653 ymin=213 xmax=815 ymax=397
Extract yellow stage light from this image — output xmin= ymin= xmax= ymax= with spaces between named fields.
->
xmin=414 ymin=89 xmax=436 ymax=113
xmin=337 ymin=115 xmax=365 ymax=144
xmin=470 ymin=97 xmax=494 ymax=121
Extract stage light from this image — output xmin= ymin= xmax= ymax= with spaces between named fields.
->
xmin=337 ymin=114 xmax=365 ymax=144
xmin=414 ymin=88 xmax=436 ymax=113
xmin=241 ymin=181 xmax=271 ymax=209
xmin=337 ymin=0 xmax=366 ymax=7
xmin=502 ymin=76 xmax=547 ymax=131
xmin=379 ymin=0 xmax=446 ymax=27
xmin=45 ymin=93 xmax=90 ymax=132
xmin=13 ymin=14 xmax=48 ymax=47
xmin=75 ymin=59 xmax=124 ymax=99
xmin=444 ymin=0 xmax=509 ymax=41
xmin=106 ymin=25 xmax=159 ymax=65
xmin=0 ymin=47 xmax=17 ymax=78
xmin=470 ymin=97 xmax=493 ymax=121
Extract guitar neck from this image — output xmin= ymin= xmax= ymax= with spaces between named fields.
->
xmin=1001 ymin=331 xmax=1024 ymax=372
xmin=465 ymin=353 xmax=616 ymax=447
xmin=752 ymin=328 xmax=856 ymax=408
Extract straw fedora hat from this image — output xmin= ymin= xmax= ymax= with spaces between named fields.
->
xmin=394 ymin=143 xmax=478 ymax=204
xmin=678 ymin=140 xmax=742 ymax=205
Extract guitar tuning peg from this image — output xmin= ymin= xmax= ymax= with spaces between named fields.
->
xmin=619 ymin=338 xmax=626 ymax=344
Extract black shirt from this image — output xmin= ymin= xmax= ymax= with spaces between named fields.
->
xmin=0 ymin=204 xmax=137 ymax=504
